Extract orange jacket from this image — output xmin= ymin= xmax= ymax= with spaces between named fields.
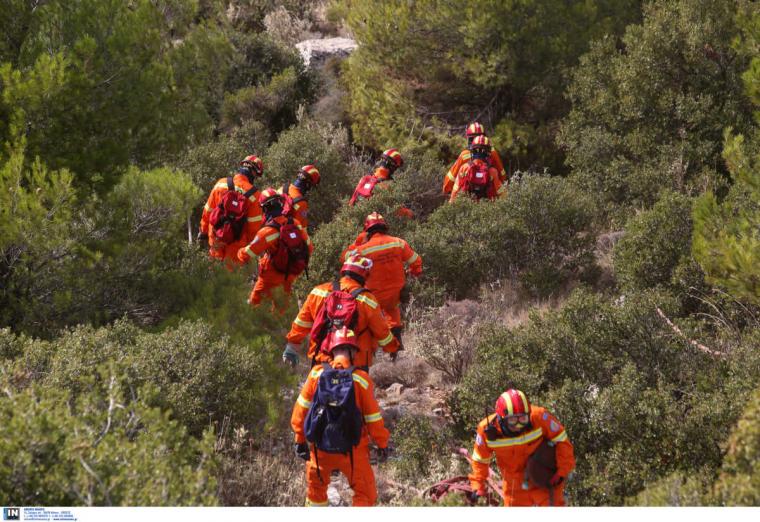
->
xmin=200 ymin=174 xmax=263 ymax=254
xmin=444 ymin=149 xmax=507 ymax=194
xmin=349 ymin=167 xmax=414 ymax=219
xmin=286 ymin=277 xmax=399 ymax=367
xmin=340 ymin=232 xmax=422 ymax=309
xmin=237 ymin=215 xmax=313 ymax=270
xmin=469 ymin=406 xmax=575 ymax=493
xmin=449 ymin=159 xmax=506 ymax=203
xmin=291 ymin=357 xmax=389 ymax=448
xmin=278 ymin=182 xmax=309 ymax=228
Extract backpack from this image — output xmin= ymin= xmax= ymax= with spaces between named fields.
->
xmin=208 ymin=177 xmax=256 ymax=244
xmin=349 ymin=175 xmax=386 ymax=205
xmin=266 ymin=217 xmax=310 ymax=277
xmin=304 ymin=363 xmax=363 ymax=454
xmin=460 ymin=160 xmax=493 ymax=200
xmin=309 ymin=281 xmax=367 ymax=360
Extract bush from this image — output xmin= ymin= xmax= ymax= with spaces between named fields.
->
xmin=613 ymin=191 xmax=695 ymax=291
xmin=0 ymin=376 xmax=218 ymax=505
xmin=391 ymin=416 xmax=452 ymax=483
xmin=3 ymin=319 xmax=289 ymax=438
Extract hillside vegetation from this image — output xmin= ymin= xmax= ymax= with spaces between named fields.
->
xmin=1 ymin=0 xmax=759 ymax=506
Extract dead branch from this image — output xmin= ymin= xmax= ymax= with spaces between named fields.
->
xmin=656 ymin=307 xmax=726 ymax=359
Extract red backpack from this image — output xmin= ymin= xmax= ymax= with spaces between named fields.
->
xmin=349 ymin=175 xmax=386 ymax=205
xmin=460 ymin=160 xmax=493 ymax=200
xmin=208 ymin=177 xmax=256 ymax=244
xmin=309 ymin=281 xmax=367 ymax=361
xmin=267 ymin=217 xmax=310 ymax=277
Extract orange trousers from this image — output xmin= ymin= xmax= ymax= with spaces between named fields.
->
xmin=305 ymin=446 xmax=376 ymax=507
xmin=248 ymin=268 xmax=297 ymax=312
xmin=502 ymin=479 xmax=566 ymax=506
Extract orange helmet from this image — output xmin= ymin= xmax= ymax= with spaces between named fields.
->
xmin=363 ymin=212 xmax=387 ymax=232
xmin=321 ymin=326 xmax=360 ymax=356
xmin=341 ymin=255 xmax=373 ymax=281
xmin=240 ymin=155 xmax=263 ymax=176
xmin=381 ymin=148 xmax=404 ymax=169
xmin=495 ymin=389 xmax=531 ymax=417
xmin=258 ymin=187 xmax=283 ymax=207
xmin=465 ymin=122 xmax=485 ymax=138
xmin=469 ymin=134 xmax=491 ymax=153
xmin=299 ymin=164 xmax=321 ymax=185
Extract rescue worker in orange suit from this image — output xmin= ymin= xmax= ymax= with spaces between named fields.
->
xmin=349 ymin=149 xmax=414 ymax=219
xmin=279 ymin=164 xmax=320 ymax=228
xmin=283 ymin=255 xmax=399 ymax=370
xmin=449 ymin=135 xmax=506 ymax=203
xmin=340 ymin=212 xmax=422 ymax=349
xmin=291 ymin=327 xmax=390 ymax=507
xmin=198 ymin=155 xmax=264 ymax=266
xmin=469 ymin=389 xmax=575 ymax=507
xmin=443 ymin=122 xmax=507 ymax=194
xmin=237 ymin=188 xmax=313 ymax=311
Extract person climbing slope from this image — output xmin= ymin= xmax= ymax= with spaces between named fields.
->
xmin=349 ymin=148 xmax=414 ymax=218
xmin=443 ymin=122 xmax=507 ymax=195
xmin=449 ymin=135 xmax=505 ymax=202
xmin=279 ymin=164 xmax=320 ymax=228
xmin=291 ymin=326 xmax=390 ymax=507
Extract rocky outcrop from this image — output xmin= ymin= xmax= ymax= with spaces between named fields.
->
xmin=296 ymin=37 xmax=358 ymax=68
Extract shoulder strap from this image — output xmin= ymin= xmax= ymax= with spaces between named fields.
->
xmin=226 ymin=176 xmax=234 ymax=191
xmin=350 ymin=287 xmax=367 ymax=298
xmin=266 ymin=218 xmax=281 ymax=230
xmin=332 ymin=280 xmax=341 ymax=292
xmin=243 ymin=184 xmax=257 ymax=198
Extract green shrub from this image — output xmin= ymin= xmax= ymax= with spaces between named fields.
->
xmin=391 ymin=416 xmax=452 ymax=483
xmin=0 ymin=375 xmax=217 ymax=505
xmin=613 ymin=191 xmax=695 ymax=291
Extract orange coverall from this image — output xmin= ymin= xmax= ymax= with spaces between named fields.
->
xmin=199 ymin=174 xmax=263 ymax=266
xmin=279 ymin=182 xmax=310 ymax=228
xmin=291 ymin=356 xmax=389 ymax=506
xmin=469 ymin=407 xmax=576 ymax=506
xmin=340 ymin=232 xmax=422 ymax=329
xmin=449 ymin=159 xmax=506 ymax=203
xmin=237 ymin=215 xmax=313 ymax=309
xmin=349 ymin=167 xmax=414 ymax=219
xmin=443 ymin=148 xmax=507 ymax=194
xmin=286 ymin=277 xmax=399 ymax=368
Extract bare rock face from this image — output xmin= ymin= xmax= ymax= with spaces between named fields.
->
xmin=295 ymin=37 xmax=358 ymax=68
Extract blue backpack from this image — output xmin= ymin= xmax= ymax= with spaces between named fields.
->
xmin=304 ymin=364 xmax=363 ymax=454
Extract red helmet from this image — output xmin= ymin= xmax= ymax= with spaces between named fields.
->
xmin=469 ymin=134 xmax=491 ymax=153
xmin=363 ymin=212 xmax=387 ymax=232
xmin=321 ymin=326 xmax=359 ymax=356
xmin=495 ymin=389 xmax=531 ymax=417
xmin=258 ymin=187 xmax=283 ymax=207
xmin=465 ymin=122 xmax=485 ymax=138
xmin=341 ymin=255 xmax=373 ymax=280
xmin=381 ymin=148 xmax=403 ymax=169
xmin=240 ymin=155 xmax=263 ymax=176
xmin=299 ymin=164 xmax=321 ymax=185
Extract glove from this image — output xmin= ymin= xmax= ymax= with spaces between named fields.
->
xmin=377 ymin=447 xmax=389 ymax=463
xmin=282 ymin=343 xmax=300 ymax=367
xmin=294 ymin=442 xmax=310 ymax=461
xmin=467 ymin=490 xmax=484 ymax=504
xmin=549 ymin=472 xmax=565 ymax=487
xmin=196 ymin=231 xmax=208 ymax=243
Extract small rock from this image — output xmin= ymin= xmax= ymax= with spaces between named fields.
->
xmin=433 ymin=408 xmax=444 ymax=416
xmin=386 ymin=383 xmax=404 ymax=397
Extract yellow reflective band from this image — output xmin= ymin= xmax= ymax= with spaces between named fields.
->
xmin=244 ymin=246 xmax=255 ymax=258
xmin=248 ymin=194 xmax=258 ymax=202
xmin=203 ymin=204 xmax=210 ymax=211
xmin=551 ymin=430 xmax=568 ymax=443
xmin=305 ymin=499 xmax=328 ymax=507
xmin=462 ymin=151 xmax=472 ymax=160
xmin=265 ymin=232 xmax=280 ymax=242
xmin=486 ymin=428 xmax=543 ymax=448
xmin=356 ymin=295 xmax=378 ymax=309
xmin=247 ymin=215 xmax=262 ymax=222
xmin=378 ymin=332 xmax=394 ymax=346
xmin=472 ymin=448 xmax=493 ymax=464
xmin=214 ymin=182 xmax=228 ymax=190
xmin=446 ymin=171 xmax=456 ymax=181
xmin=294 ymin=318 xmax=313 ymax=328
xmin=352 ymin=373 xmax=370 ymax=390
xmin=360 ymin=242 xmax=402 ymax=255
xmin=364 ymin=412 xmax=382 ymax=423
xmin=309 ymin=366 xmax=325 ymax=379
xmin=311 ymin=288 xmax=330 ymax=298
xmin=297 ymin=395 xmax=312 ymax=409
xmin=405 ymin=252 xmax=419 ymax=265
